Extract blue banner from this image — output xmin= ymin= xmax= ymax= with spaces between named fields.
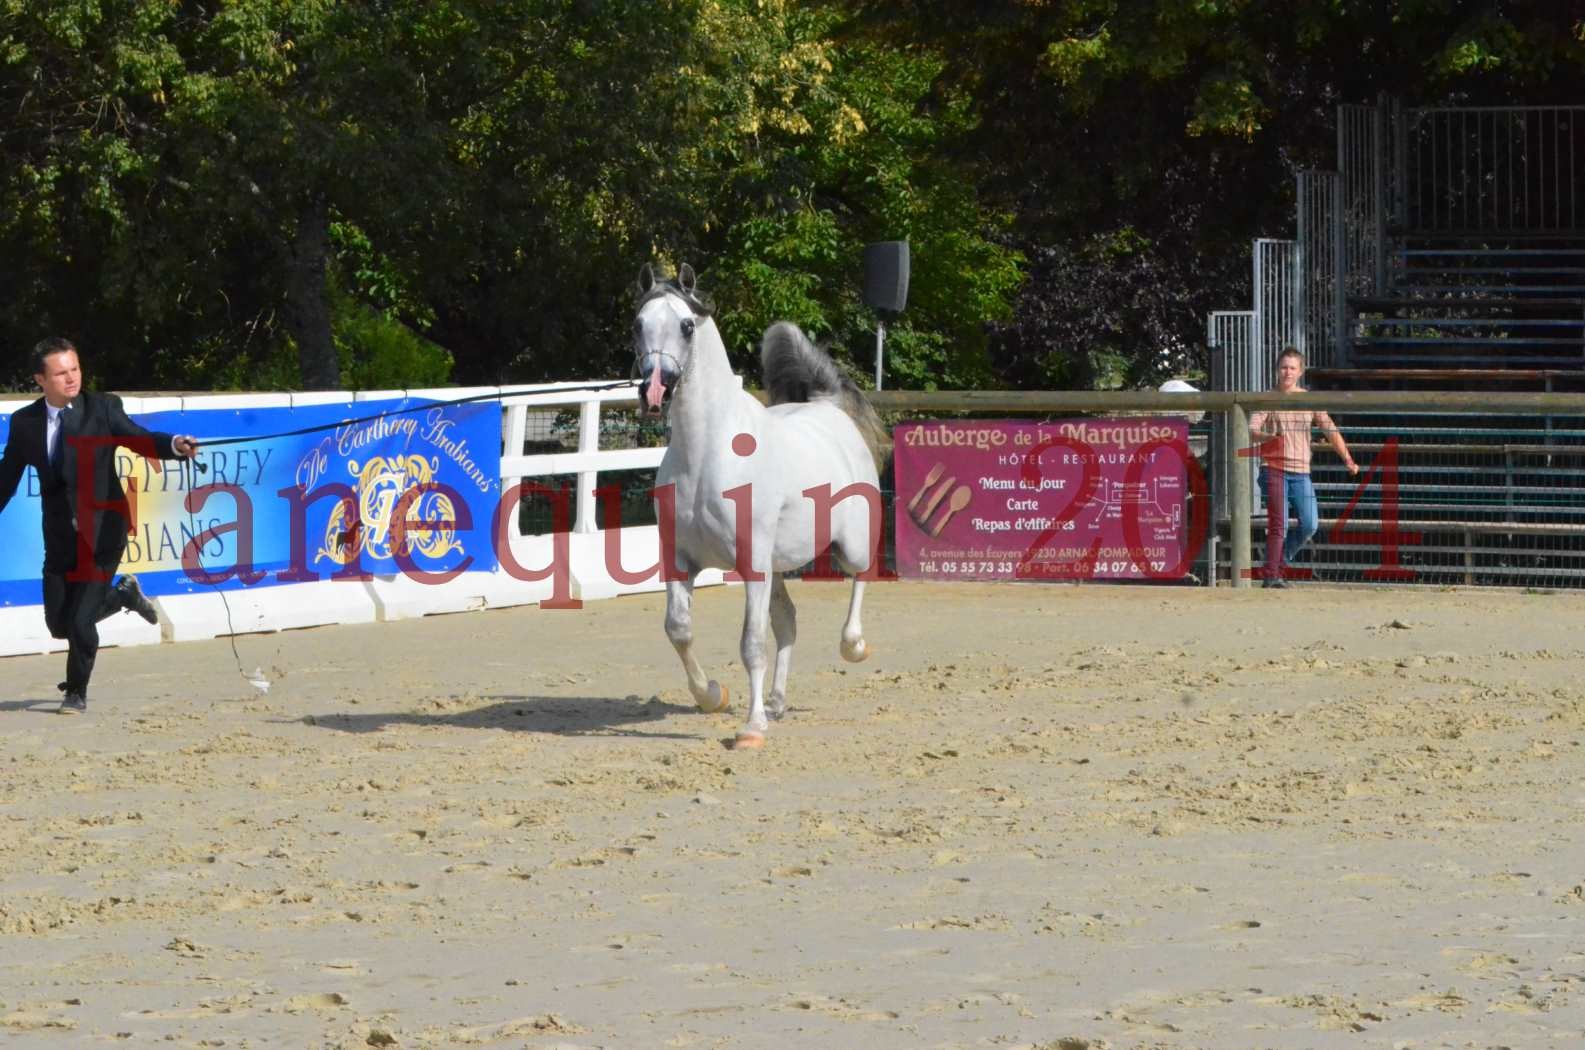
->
xmin=0 ymin=397 xmax=501 ymax=606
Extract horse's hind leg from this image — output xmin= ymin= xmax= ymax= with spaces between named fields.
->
xmin=666 ymin=574 xmax=729 ymax=713
xmin=766 ymin=574 xmax=796 ymax=721
xmin=833 ymin=513 xmax=876 ymax=663
xmin=839 ymin=578 xmax=869 ymax=663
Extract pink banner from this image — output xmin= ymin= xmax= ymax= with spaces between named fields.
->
xmin=893 ymin=418 xmax=1197 ymax=581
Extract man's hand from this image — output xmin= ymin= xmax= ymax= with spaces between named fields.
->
xmin=1345 ymin=457 xmax=1359 ymax=476
xmin=173 ymin=435 xmax=200 ymax=459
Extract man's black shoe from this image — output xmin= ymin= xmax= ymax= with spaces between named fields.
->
xmin=115 ymin=575 xmax=158 ymax=624
xmin=1262 ymin=578 xmax=1288 ymax=590
xmin=57 ymin=692 xmax=87 ymax=715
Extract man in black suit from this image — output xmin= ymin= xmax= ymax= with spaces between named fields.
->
xmin=0 ymin=338 xmax=200 ymax=714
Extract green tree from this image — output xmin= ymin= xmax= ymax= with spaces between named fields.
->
xmin=1 ymin=0 xmax=474 ymax=390
xmin=845 ymin=0 xmax=1585 ymax=388
xmin=686 ymin=2 xmax=1022 ymax=388
xmin=17 ymin=2 xmax=1569 ymax=396
xmin=1 ymin=0 xmax=1023 ymax=393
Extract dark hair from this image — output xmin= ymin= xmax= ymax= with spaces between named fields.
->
xmin=1277 ymin=346 xmax=1304 ymax=365
xmin=30 ymin=336 xmax=77 ymax=375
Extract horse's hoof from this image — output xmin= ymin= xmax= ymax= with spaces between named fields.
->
xmin=696 ymin=681 xmax=730 ymax=714
xmin=732 ymin=730 xmax=766 ymax=750
xmin=840 ymin=638 xmax=870 ymax=663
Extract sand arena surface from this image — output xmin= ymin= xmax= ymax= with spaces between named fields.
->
xmin=2 ymin=580 xmax=1585 ymax=1048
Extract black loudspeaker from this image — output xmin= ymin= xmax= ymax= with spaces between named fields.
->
xmin=863 ymin=240 xmax=910 ymax=314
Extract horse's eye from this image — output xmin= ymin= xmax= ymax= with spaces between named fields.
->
xmin=632 ymin=318 xmax=643 ymax=334
xmin=680 ymin=318 xmax=695 ymax=339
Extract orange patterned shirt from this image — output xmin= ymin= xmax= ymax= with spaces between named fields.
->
xmin=1248 ymin=406 xmax=1333 ymax=475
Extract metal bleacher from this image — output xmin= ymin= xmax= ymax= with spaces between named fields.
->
xmin=1210 ymin=100 xmax=1585 ymax=588
xmin=1346 ymin=238 xmax=1585 ymax=370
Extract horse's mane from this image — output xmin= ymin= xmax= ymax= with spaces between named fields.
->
xmin=761 ymin=321 xmax=889 ymax=470
xmin=635 ymin=281 xmax=714 ymax=318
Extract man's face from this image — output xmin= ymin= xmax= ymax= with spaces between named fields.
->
xmin=1275 ymin=354 xmax=1303 ymax=392
xmin=35 ymin=350 xmax=82 ymax=406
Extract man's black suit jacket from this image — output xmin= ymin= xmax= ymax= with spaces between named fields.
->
xmin=0 ymin=392 xmax=178 ymax=572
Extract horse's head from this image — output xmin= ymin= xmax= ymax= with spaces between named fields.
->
xmin=633 ymin=263 xmax=710 ymax=416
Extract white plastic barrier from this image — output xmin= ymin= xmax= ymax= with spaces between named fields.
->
xmin=0 ymin=379 xmax=731 ymax=658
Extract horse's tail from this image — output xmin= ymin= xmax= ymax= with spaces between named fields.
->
xmin=761 ymin=321 xmax=889 ymax=470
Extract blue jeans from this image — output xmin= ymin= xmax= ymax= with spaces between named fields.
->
xmin=1259 ymin=468 xmax=1318 ymax=580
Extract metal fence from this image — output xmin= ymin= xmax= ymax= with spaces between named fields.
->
xmin=1397 ymin=106 xmax=1585 ymax=233
xmin=1339 ymin=102 xmax=1387 ymax=294
xmin=1262 ymin=413 xmax=1585 ymax=588
xmin=859 ymin=388 xmax=1585 ymax=591
xmin=1208 ymin=310 xmax=1257 ymax=520
xmin=1252 ymin=238 xmax=1301 ymax=363
xmin=499 ymin=385 xmax=1585 ymax=591
xmin=1296 ymin=170 xmax=1345 ymax=368
xmin=1213 ymin=98 xmax=1585 ymax=389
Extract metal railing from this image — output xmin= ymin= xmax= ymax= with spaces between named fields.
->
xmin=1398 ymin=106 xmax=1584 ymax=234
xmin=1208 ymin=311 xmax=1258 ymax=519
xmin=867 ymin=388 xmax=1585 ymax=590
xmin=1297 ymin=170 xmax=1345 ymax=368
xmin=1340 ymin=101 xmax=1387 ymax=293
xmin=1289 ymin=417 xmax=1585 ymax=586
xmin=1213 ymin=98 xmax=1585 ymax=388
xmin=493 ymin=384 xmax=1585 ymax=592
xmin=1253 ymin=238 xmax=1301 ymax=363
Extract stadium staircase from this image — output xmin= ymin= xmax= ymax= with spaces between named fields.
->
xmin=1277 ymin=236 xmax=1585 ymax=587
xmin=1212 ymin=102 xmax=1585 ymax=588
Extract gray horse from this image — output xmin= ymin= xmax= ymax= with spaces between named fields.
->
xmin=633 ymin=264 xmax=886 ymax=748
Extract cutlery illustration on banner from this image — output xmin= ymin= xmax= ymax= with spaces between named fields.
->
xmin=906 ymin=461 xmax=945 ymax=515
xmin=929 ymin=485 xmax=973 ymax=537
xmin=916 ymin=474 xmax=956 ymax=524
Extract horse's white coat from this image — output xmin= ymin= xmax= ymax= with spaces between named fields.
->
xmin=637 ymin=281 xmax=879 ymax=742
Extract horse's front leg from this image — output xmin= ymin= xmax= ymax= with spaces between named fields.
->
xmin=732 ymin=575 xmax=776 ymax=749
xmin=665 ymin=574 xmax=729 ymax=713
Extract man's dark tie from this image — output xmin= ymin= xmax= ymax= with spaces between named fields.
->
xmin=51 ymin=402 xmax=73 ymax=474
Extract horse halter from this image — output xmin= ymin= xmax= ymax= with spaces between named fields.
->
xmin=632 ymin=289 xmax=702 ymax=397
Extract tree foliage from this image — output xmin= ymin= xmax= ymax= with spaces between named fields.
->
xmin=1 ymin=1 xmax=1579 ymax=393
xmin=846 ymin=0 xmax=1583 ymax=387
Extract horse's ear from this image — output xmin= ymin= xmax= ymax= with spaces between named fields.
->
xmin=638 ymin=263 xmax=656 ymax=293
xmin=678 ymin=263 xmax=696 ymax=295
